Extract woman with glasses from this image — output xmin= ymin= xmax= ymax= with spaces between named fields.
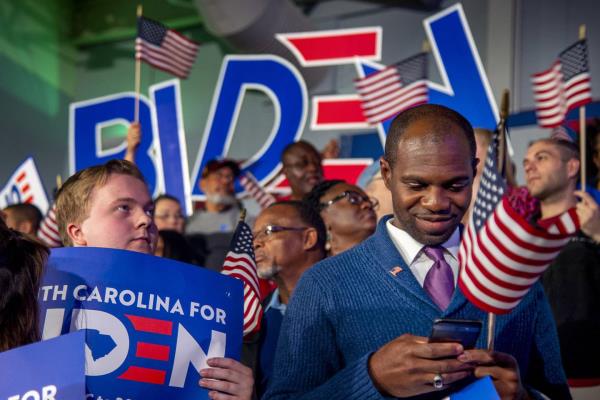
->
xmin=304 ymin=180 xmax=378 ymax=256
xmin=153 ymin=194 xmax=186 ymax=234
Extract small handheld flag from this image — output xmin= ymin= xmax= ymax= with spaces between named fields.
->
xmin=354 ymin=52 xmax=428 ymax=125
xmin=221 ymin=210 xmax=263 ymax=336
xmin=531 ymin=39 xmax=591 ymax=128
xmin=136 ymin=16 xmax=200 ymax=79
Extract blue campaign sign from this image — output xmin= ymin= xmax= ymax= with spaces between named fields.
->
xmin=357 ymin=3 xmax=498 ymax=146
xmin=451 ymin=376 xmax=500 ymax=400
xmin=39 ymin=247 xmax=243 ymax=400
xmin=0 ymin=331 xmax=85 ymax=400
xmin=190 ymin=55 xmax=307 ymax=200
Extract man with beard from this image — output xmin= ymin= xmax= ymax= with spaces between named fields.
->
xmin=251 ymin=200 xmax=326 ymax=397
xmin=524 ymin=138 xmax=600 ymax=389
xmin=281 ymin=141 xmax=324 ymax=201
xmin=187 ymin=159 xmax=246 ymax=234
xmin=186 ymin=159 xmax=254 ymax=271
xmin=264 ymin=104 xmax=569 ymax=400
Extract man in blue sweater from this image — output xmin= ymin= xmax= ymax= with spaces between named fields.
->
xmin=264 ymin=104 xmax=570 ymax=400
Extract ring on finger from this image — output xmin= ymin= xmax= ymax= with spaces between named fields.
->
xmin=432 ymin=373 xmax=444 ymax=389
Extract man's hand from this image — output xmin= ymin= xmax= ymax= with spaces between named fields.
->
xmin=459 ymin=350 xmax=530 ymax=400
xmin=124 ymin=122 xmax=141 ymax=163
xmin=199 ymin=357 xmax=254 ymax=400
xmin=368 ymin=334 xmax=473 ymax=397
xmin=575 ymin=190 xmax=600 ymax=243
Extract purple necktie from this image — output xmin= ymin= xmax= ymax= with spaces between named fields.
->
xmin=423 ymin=246 xmax=455 ymax=310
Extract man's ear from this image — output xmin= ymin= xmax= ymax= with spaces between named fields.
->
xmin=302 ymin=227 xmax=318 ymax=251
xmin=67 ymin=223 xmax=87 ymax=246
xmin=567 ymin=158 xmax=581 ymax=181
xmin=199 ymin=177 xmax=208 ymax=193
xmin=380 ymin=157 xmax=392 ymax=190
xmin=472 ymin=157 xmax=480 ymax=180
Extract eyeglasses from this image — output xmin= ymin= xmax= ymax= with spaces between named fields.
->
xmin=319 ymin=190 xmax=379 ymax=210
xmin=253 ymin=225 xmax=308 ymax=242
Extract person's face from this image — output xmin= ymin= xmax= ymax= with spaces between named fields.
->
xmin=154 ymin=198 xmax=185 ymax=233
xmin=2 ymin=209 xmax=19 ymax=231
xmin=1 ymin=209 xmax=34 ymax=234
xmin=365 ymin=175 xmax=393 ymax=221
xmin=524 ymin=141 xmax=573 ymax=200
xmin=381 ymin=119 xmax=475 ymax=245
xmin=252 ymin=205 xmax=310 ymax=279
xmin=282 ymin=144 xmax=323 ymax=197
xmin=200 ymin=167 xmax=235 ymax=198
xmin=319 ymin=183 xmax=377 ymax=238
xmin=69 ymin=174 xmax=158 ymax=254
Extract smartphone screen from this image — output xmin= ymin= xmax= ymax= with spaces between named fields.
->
xmin=429 ymin=318 xmax=482 ymax=349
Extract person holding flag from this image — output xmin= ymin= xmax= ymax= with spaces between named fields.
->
xmin=264 ymin=104 xmax=570 ymax=400
xmin=522 ymin=137 xmax=600 ymax=388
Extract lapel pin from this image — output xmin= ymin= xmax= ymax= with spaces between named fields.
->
xmin=389 ymin=266 xmax=403 ymax=276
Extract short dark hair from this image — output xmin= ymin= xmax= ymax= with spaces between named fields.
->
xmin=201 ymin=159 xmax=240 ymax=178
xmin=158 ymin=230 xmax=199 ymax=265
xmin=528 ymin=138 xmax=580 ymax=161
xmin=281 ymin=140 xmax=321 ymax=163
xmin=268 ymin=200 xmax=327 ymax=255
xmin=154 ymin=194 xmax=181 ymax=206
xmin=303 ymin=180 xmax=345 ymax=213
xmin=3 ymin=203 xmax=43 ymax=232
xmin=384 ymin=104 xmax=476 ymax=167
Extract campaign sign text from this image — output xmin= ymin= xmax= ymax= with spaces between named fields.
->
xmin=0 ymin=331 xmax=85 ymax=400
xmin=39 ymin=247 xmax=243 ymax=399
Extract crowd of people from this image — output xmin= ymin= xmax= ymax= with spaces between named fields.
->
xmin=1 ymin=104 xmax=600 ymax=399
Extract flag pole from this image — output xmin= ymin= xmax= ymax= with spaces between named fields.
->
xmin=487 ymin=89 xmax=510 ymax=351
xmin=134 ymin=5 xmax=143 ymax=123
xmin=579 ymin=24 xmax=587 ymax=191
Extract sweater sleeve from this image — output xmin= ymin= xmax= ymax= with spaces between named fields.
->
xmin=524 ymin=283 xmax=571 ymax=400
xmin=263 ymin=271 xmax=386 ymax=400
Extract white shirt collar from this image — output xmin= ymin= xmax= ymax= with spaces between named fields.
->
xmin=385 ymin=218 xmax=460 ymax=265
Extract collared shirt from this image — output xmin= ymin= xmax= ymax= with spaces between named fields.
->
xmin=265 ymin=288 xmax=287 ymax=316
xmin=386 ymin=218 xmax=460 ymax=287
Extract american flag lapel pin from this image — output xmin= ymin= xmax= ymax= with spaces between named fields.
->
xmin=389 ymin=266 xmax=403 ymax=277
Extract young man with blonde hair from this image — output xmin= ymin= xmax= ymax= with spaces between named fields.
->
xmin=56 ymin=159 xmax=253 ymax=400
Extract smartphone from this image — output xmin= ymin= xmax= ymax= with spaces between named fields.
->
xmin=429 ymin=318 xmax=482 ymax=349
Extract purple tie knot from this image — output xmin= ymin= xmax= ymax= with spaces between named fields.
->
xmin=422 ymin=245 xmax=454 ymax=310
xmin=423 ymin=246 xmax=445 ymax=262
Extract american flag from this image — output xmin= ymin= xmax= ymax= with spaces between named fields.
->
xmin=221 ymin=218 xmax=263 ymax=336
xmin=458 ymin=133 xmax=580 ymax=314
xmin=37 ymin=204 xmax=62 ymax=248
xmin=136 ymin=16 xmax=199 ymax=79
xmin=531 ymin=39 xmax=592 ymax=128
xmin=355 ymin=52 xmax=428 ymax=124
xmin=239 ymin=172 xmax=276 ymax=210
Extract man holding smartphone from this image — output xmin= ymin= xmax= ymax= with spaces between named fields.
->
xmin=264 ymin=105 xmax=569 ymax=400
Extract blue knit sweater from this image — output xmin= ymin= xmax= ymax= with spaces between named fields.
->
xmin=264 ymin=216 xmax=570 ymax=400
